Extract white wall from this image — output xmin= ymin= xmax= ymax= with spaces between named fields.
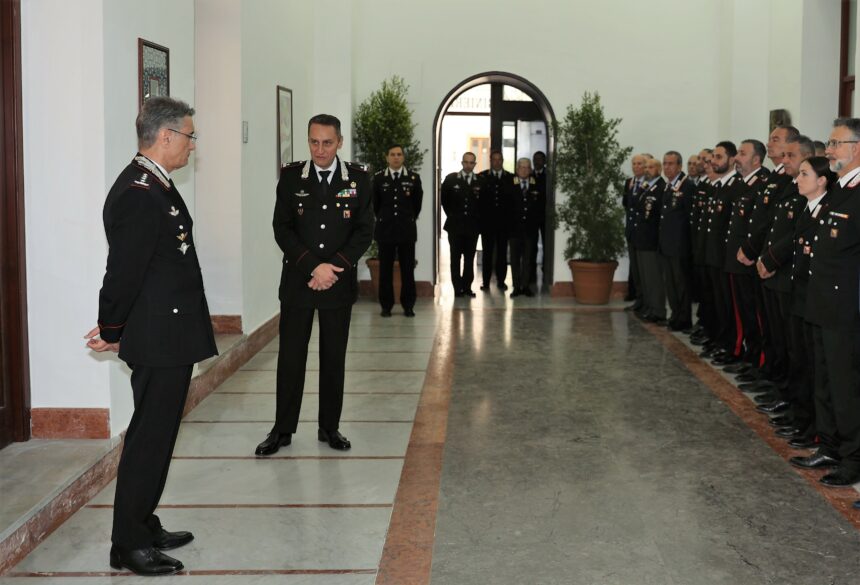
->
xmin=798 ymin=0 xmax=841 ymax=140
xmin=195 ymin=0 xmax=243 ymax=316
xmin=21 ymin=0 xmax=108 ymax=410
xmin=239 ymin=0 xmax=315 ymax=333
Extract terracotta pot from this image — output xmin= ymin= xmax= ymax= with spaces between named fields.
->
xmin=365 ymin=258 xmax=402 ymax=299
xmin=568 ymin=260 xmax=618 ymax=305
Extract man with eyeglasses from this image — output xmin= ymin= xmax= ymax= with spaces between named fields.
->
xmin=441 ymin=152 xmax=483 ymax=297
xmin=257 ymin=114 xmax=374 ymax=456
xmin=791 ymin=119 xmax=860 ymax=494
xmin=84 ymin=97 xmax=216 ymax=576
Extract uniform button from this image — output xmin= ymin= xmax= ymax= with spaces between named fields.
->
xmin=322 ymin=205 xmax=328 ymax=210
xmin=820 ymin=220 xmax=824 ymax=224
xmin=810 ymin=252 xmax=814 ymax=257
xmin=319 ymin=243 xmax=324 ymax=248
xmin=809 ymin=270 xmax=812 ymax=275
xmin=814 ymin=236 xmax=818 ymax=241
xmin=835 ymin=285 xmax=839 ymax=290
xmin=394 ymin=212 xmax=398 ymax=216
xmin=173 ymin=308 xmax=179 ymax=314
xmin=321 ymin=224 xmax=326 ymax=229
xmin=179 ymin=225 xmax=184 ymax=229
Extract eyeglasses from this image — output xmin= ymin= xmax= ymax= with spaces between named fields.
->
xmin=169 ymin=128 xmax=198 ymax=142
xmin=825 ymin=139 xmax=859 ymax=148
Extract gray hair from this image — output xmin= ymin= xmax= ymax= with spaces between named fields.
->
xmin=516 ymin=157 xmax=532 ymax=167
xmin=136 ymin=97 xmax=195 ymax=149
xmin=833 ymin=118 xmax=860 ymax=141
xmin=787 ymin=133 xmax=815 ymax=158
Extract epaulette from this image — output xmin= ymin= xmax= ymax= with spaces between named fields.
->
xmin=282 ymin=160 xmax=305 ymax=169
xmin=346 ymin=161 xmax=368 ymax=172
xmin=373 ymin=169 xmax=385 ymax=176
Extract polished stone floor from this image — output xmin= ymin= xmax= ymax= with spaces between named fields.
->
xmin=4 ymin=292 xmax=860 ymax=584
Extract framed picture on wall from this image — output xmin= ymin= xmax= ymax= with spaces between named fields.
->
xmin=277 ymin=85 xmax=293 ymax=175
xmin=138 ymin=39 xmax=170 ymax=109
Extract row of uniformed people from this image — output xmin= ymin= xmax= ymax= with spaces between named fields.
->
xmin=440 ymin=150 xmax=546 ymax=298
xmin=626 ymin=120 xmax=860 ymax=500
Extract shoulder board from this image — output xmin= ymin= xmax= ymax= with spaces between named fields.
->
xmin=282 ymin=160 xmax=305 ymax=169
xmin=131 ymin=155 xmax=170 ymax=189
xmin=345 ymin=161 xmax=367 ymax=172
xmin=727 ymin=177 xmax=736 ymax=186
xmin=373 ymin=169 xmax=385 ymax=177
xmin=849 ymin=173 xmax=860 ymax=189
xmin=479 ymin=169 xmax=490 ymax=176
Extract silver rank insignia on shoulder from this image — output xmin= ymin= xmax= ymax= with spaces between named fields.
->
xmin=169 ymin=206 xmax=180 ymax=216
xmin=134 ymin=173 xmax=149 ymax=187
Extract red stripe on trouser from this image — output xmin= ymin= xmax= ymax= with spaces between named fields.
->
xmin=729 ymin=274 xmax=744 ymax=357
xmin=756 ymin=307 xmax=766 ymax=367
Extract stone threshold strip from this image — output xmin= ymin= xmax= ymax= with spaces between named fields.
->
xmin=0 ymin=315 xmax=280 ymax=577
xmin=643 ymin=321 xmax=860 ymax=531
xmin=9 ymin=569 xmax=378 ymax=577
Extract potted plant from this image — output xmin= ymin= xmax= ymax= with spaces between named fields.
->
xmin=554 ymin=91 xmax=631 ymax=304
xmin=353 ymin=75 xmax=425 ymax=294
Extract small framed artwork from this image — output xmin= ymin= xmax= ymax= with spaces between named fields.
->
xmin=769 ymin=108 xmax=792 ymax=133
xmin=138 ymin=39 xmax=170 ymax=109
xmin=277 ymin=85 xmax=293 ymax=175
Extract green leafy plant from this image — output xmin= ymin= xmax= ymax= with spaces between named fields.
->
xmin=554 ymin=91 xmax=631 ymax=262
xmin=353 ymin=75 xmax=425 ymax=175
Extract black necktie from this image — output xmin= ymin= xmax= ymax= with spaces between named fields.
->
xmin=393 ymin=171 xmax=400 ymax=181
xmin=521 ymin=182 xmax=528 ymax=194
xmin=319 ymin=170 xmax=331 ymax=196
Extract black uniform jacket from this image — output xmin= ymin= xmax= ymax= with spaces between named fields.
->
xmin=478 ymin=169 xmax=513 ymax=228
xmin=274 ymin=158 xmax=374 ymax=309
xmin=97 ymin=155 xmax=217 ymax=367
xmin=805 ymin=174 xmax=860 ymax=331
xmin=506 ymin=175 xmax=543 ymax=237
xmin=740 ymin=171 xmax=793 ymax=261
xmin=759 ymin=182 xmax=805 ymax=293
xmin=658 ymin=173 xmax=694 ymax=258
xmin=623 ymin=176 xmax=644 ymax=240
xmin=631 ymin=177 xmax=666 ymax=251
xmin=724 ymin=167 xmax=770 ymax=273
xmin=691 ymin=179 xmax=712 ymax=265
xmin=790 ymin=196 xmax=830 ymax=317
xmin=441 ymin=171 xmax=482 ymax=236
xmin=704 ymin=172 xmax=743 ymax=268
xmin=372 ymin=167 xmax=422 ymax=244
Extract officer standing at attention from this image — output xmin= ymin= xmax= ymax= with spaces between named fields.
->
xmin=531 ymin=150 xmax=549 ymax=286
xmin=507 ymin=157 xmax=542 ymax=297
xmin=256 ymin=114 xmax=373 ymax=456
xmin=372 ymin=144 xmax=423 ymax=317
xmin=441 ymin=152 xmax=483 ymax=297
xmin=478 ymin=149 xmax=512 ymax=291
xmin=657 ymin=151 xmax=695 ymax=330
xmin=85 ymin=97 xmax=217 ymax=576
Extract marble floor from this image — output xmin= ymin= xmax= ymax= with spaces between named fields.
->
xmin=4 ymin=292 xmax=860 ymax=584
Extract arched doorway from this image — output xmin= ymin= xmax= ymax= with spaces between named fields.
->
xmin=431 ymin=72 xmax=556 ymax=293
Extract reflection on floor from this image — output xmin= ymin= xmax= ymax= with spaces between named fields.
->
xmin=4 ymin=298 xmax=860 ymax=584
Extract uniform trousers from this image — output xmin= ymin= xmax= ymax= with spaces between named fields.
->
xmin=786 ymin=315 xmax=815 ymax=434
xmin=762 ymin=287 xmax=790 ymax=389
xmin=509 ymin=230 xmax=537 ymax=292
xmin=112 ymin=364 xmax=193 ymax=549
xmin=530 ymin=220 xmax=546 ymax=284
xmin=627 ymin=238 xmax=640 ymax=302
xmin=811 ymin=325 xmax=860 ymax=467
xmin=377 ymin=241 xmax=416 ymax=311
xmin=636 ymin=249 xmax=666 ymax=319
xmin=694 ymin=264 xmax=713 ymax=333
xmin=448 ymin=232 xmax=478 ymax=294
xmin=660 ymin=254 xmax=692 ymax=327
xmin=480 ymin=226 xmax=508 ymax=287
xmin=754 ymin=280 xmax=773 ymax=374
xmin=731 ymin=273 xmax=761 ymax=364
xmin=275 ymin=303 xmax=352 ymax=434
xmin=708 ymin=267 xmax=734 ymax=352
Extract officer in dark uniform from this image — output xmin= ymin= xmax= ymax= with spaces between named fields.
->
xmin=441 ymin=152 xmax=483 ymax=297
xmin=507 ymin=157 xmax=542 ymax=297
xmin=701 ymin=142 xmax=742 ymax=361
xmin=531 ymin=150 xmax=549 ymax=286
xmin=631 ymin=158 xmax=666 ymax=322
xmin=372 ymin=144 xmax=423 ymax=317
xmin=657 ymin=151 xmax=695 ymax=330
xmin=723 ymin=140 xmax=770 ymax=369
xmin=755 ymin=135 xmax=811 ymax=415
xmin=690 ymin=149 xmax=715 ymax=340
xmin=85 ymin=97 xmax=217 ymax=576
xmin=478 ymin=150 xmax=512 ymax=291
xmin=791 ymin=119 xmax=860 ymax=489
xmin=623 ymin=154 xmax=649 ymax=307
xmin=256 ymin=114 xmax=374 ymax=457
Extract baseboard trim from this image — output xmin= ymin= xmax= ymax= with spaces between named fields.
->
xmin=30 ymin=408 xmax=110 ymax=439
xmin=211 ymin=315 xmax=242 ymax=334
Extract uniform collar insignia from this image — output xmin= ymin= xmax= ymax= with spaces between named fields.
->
xmin=340 ymin=158 xmax=350 ymax=182
xmin=301 ymin=160 xmax=312 ymax=179
xmin=132 ymin=154 xmax=170 ymax=189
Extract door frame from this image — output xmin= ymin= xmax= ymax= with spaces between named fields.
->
xmin=0 ymin=0 xmax=31 ymax=448
xmin=431 ymin=72 xmax=556 ymax=286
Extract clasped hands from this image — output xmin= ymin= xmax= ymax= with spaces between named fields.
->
xmin=84 ymin=326 xmax=119 ymax=353
xmin=738 ymin=247 xmax=775 ymax=279
xmin=309 ymin=263 xmax=344 ymax=291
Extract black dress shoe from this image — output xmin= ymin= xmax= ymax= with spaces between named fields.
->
xmin=523 ymin=288 xmax=534 ymax=297
xmin=480 ymin=284 xmax=490 ymax=291
xmin=789 ymin=451 xmax=840 ymax=469
xmin=318 ymin=428 xmax=351 ymax=450
xmin=454 ymin=291 xmax=464 ymax=297
xmin=820 ymin=467 xmax=860 ymax=487
xmin=510 ymin=289 xmax=521 ymax=298
xmin=712 ymin=355 xmax=740 ymax=366
xmin=753 ymin=393 xmax=779 ymax=404
xmin=465 ymin=291 xmax=477 ymax=298
xmin=403 ymin=308 xmax=415 ymax=317
xmin=768 ymin=415 xmax=795 ymax=427
xmin=255 ymin=431 xmax=292 ymax=456
xmin=723 ymin=363 xmax=750 ymax=374
xmin=774 ymin=426 xmax=803 ymax=438
xmin=738 ymin=380 xmax=773 ymax=392
xmin=690 ymin=336 xmax=710 ymax=346
xmin=380 ymin=309 xmax=392 ymax=317
xmin=153 ymin=528 xmax=194 ymax=550
xmin=109 ymin=546 xmax=183 ymax=576
xmin=497 ymin=283 xmax=508 ymax=291
xmin=756 ymin=400 xmax=790 ymax=414
xmin=788 ymin=436 xmax=817 ymax=449
xmin=624 ymin=303 xmax=642 ymax=312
